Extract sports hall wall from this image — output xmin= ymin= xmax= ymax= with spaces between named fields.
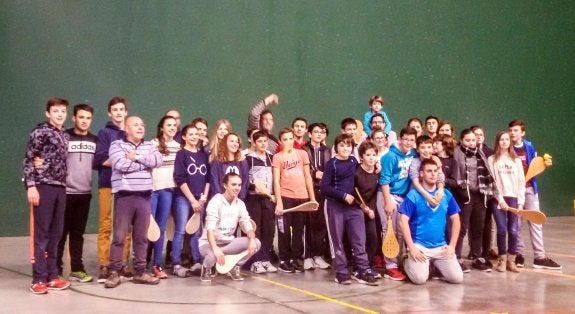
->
xmin=1 ymin=1 xmax=574 ymax=236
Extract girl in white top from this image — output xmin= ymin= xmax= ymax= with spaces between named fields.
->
xmin=149 ymin=115 xmax=180 ymax=278
xmin=488 ymin=131 xmax=525 ymax=273
xmin=199 ymin=173 xmax=260 ymax=283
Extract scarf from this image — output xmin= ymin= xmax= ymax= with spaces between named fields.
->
xmin=460 ymin=145 xmax=495 ymax=196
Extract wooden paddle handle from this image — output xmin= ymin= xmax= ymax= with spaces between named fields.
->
xmin=354 ymin=187 xmax=367 ymax=207
xmin=29 ymin=203 xmax=35 ymax=264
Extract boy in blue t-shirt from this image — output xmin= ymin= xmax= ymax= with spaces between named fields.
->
xmin=399 ymin=159 xmax=463 ymax=285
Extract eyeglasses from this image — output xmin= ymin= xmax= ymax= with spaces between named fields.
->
xmin=401 ymin=138 xmax=415 ymax=143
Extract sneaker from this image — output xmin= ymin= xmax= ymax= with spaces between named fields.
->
xmin=47 ymin=278 xmax=71 ymax=290
xmin=70 ymin=271 xmax=93 ymax=283
xmin=533 ymin=257 xmax=562 ymax=270
xmin=227 ymin=265 xmax=244 ymax=281
xmin=351 ymin=271 xmax=361 ymax=282
xmin=358 ymin=270 xmax=379 ymax=286
xmin=104 ymin=271 xmax=121 ymax=288
xmin=133 ymin=272 xmax=160 ymax=285
xmin=372 ymin=269 xmax=382 ymax=280
xmin=120 ymin=266 xmax=134 ymax=280
xmin=515 ymin=254 xmax=525 ymax=268
xmin=152 ymin=266 xmax=168 ymax=279
xmin=30 ymin=282 xmax=48 ymax=294
xmin=173 ymin=265 xmax=189 ymax=278
xmin=471 ymin=257 xmax=492 ymax=272
xmin=251 ymin=261 xmax=266 ymax=274
xmin=384 ymin=268 xmax=406 ymax=281
xmin=189 ymin=263 xmax=202 ymax=276
xmin=278 ymin=261 xmax=295 ymax=273
xmin=261 ymin=261 xmax=278 ymax=273
xmin=459 ymin=260 xmax=471 ymax=273
xmin=201 ymin=265 xmax=212 ymax=283
xmin=303 ymin=258 xmax=315 ymax=270
xmin=334 ymin=276 xmax=352 ymax=285
xmin=313 ymin=256 xmax=331 ymax=269
xmin=97 ymin=266 xmax=109 ymax=283
xmin=290 ymin=259 xmax=305 ymax=273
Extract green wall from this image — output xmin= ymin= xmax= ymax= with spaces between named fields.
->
xmin=1 ymin=1 xmax=574 ymax=236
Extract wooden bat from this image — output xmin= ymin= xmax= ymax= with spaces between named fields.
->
xmin=282 ymin=201 xmax=319 ymax=213
xmin=215 ymin=250 xmax=249 ymax=274
xmin=147 ymin=214 xmax=161 ymax=242
xmin=165 ymin=213 xmax=175 ymax=241
xmin=508 ymin=207 xmax=547 ymax=224
xmin=185 ymin=212 xmax=201 ymax=234
xmin=29 ymin=203 xmax=35 ymax=264
xmin=254 ymin=179 xmax=274 ymax=199
xmin=525 ymin=156 xmax=545 ymax=182
xmin=382 ymin=215 xmax=400 ymax=259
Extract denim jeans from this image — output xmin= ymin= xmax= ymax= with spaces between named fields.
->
xmin=492 ymin=197 xmax=519 ymax=255
xmin=150 ymin=188 xmax=174 ymax=266
xmin=172 ymin=195 xmax=202 ymax=265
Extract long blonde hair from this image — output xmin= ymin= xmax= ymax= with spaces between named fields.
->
xmin=209 ymin=119 xmax=233 ymax=161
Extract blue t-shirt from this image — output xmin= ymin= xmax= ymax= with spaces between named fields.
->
xmin=399 ymin=188 xmax=460 ymax=248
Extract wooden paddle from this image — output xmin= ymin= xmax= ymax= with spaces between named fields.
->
xmin=354 ymin=119 xmax=364 ymax=143
xmin=525 ymin=156 xmax=545 ymax=182
xmin=282 ymin=201 xmax=319 ymax=213
xmin=382 ymin=215 xmax=400 ymax=258
xmin=216 ymin=250 xmax=249 ymax=274
xmin=507 ymin=207 xmax=547 ymax=224
xmin=29 ymin=203 xmax=35 ymax=264
xmin=185 ymin=212 xmax=201 ymax=234
xmin=148 ymin=214 xmax=161 ymax=242
xmin=165 ymin=213 xmax=175 ymax=241
xmin=254 ymin=179 xmax=274 ymax=199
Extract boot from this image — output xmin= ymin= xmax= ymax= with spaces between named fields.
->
xmin=496 ymin=255 xmax=506 ymax=272
xmin=507 ymin=254 xmax=520 ymax=273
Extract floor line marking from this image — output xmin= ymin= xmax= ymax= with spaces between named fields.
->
xmin=251 ymin=276 xmax=379 ymax=314
xmin=521 ymin=268 xmax=575 ymax=279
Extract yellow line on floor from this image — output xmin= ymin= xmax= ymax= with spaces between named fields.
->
xmin=522 ymin=268 xmax=575 ymax=279
xmin=251 ymin=276 xmax=379 ymax=314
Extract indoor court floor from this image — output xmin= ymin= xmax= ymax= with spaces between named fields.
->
xmin=1 ymin=216 xmax=574 ymax=313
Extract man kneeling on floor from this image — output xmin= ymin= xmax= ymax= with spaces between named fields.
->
xmin=399 ymin=159 xmax=463 ymax=285
xmin=199 ymin=172 xmax=261 ymax=283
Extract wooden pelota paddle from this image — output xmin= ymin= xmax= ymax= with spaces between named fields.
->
xmin=216 ymin=250 xmax=249 ymax=274
xmin=507 ymin=207 xmax=547 ymax=224
xmin=254 ymin=179 xmax=274 ymax=199
xmin=165 ymin=213 xmax=175 ymax=241
xmin=282 ymin=201 xmax=319 ymax=213
xmin=382 ymin=215 xmax=400 ymax=258
xmin=185 ymin=212 xmax=201 ymax=234
xmin=525 ymin=156 xmax=545 ymax=182
xmin=29 ymin=203 xmax=35 ymax=264
xmin=354 ymin=119 xmax=364 ymax=143
xmin=147 ymin=214 xmax=161 ymax=242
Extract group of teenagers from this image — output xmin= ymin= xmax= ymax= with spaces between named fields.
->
xmin=23 ymin=93 xmax=560 ymax=294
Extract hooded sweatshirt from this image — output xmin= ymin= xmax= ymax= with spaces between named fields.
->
xmin=378 ymin=144 xmax=417 ymax=197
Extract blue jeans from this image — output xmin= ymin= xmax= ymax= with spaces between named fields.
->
xmin=492 ymin=197 xmax=519 ymax=255
xmin=172 ymin=195 xmax=202 ymax=265
xmin=150 ymin=188 xmax=174 ymax=266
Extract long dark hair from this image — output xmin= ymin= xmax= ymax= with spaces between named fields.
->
xmin=155 ymin=115 xmax=177 ymax=155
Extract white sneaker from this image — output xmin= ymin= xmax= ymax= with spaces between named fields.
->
xmin=313 ymin=256 xmax=331 ymax=269
xmin=303 ymin=258 xmax=315 ymax=270
xmin=251 ymin=261 xmax=266 ymax=274
xmin=261 ymin=261 xmax=278 ymax=273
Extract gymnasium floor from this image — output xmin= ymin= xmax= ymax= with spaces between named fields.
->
xmin=1 ymin=216 xmax=574 ymax=314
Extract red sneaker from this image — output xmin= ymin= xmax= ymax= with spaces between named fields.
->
xmin=30 ymin=282 xmax=48 ymax=294
xmin=153 ymin=266 xmax=168 ymax=279
xmin=47 ymin=278 xmax=71 ymax=290
xmin=384 ymin=268 xmax=406 ymax=281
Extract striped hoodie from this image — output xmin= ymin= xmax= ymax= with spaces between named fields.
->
xmin=109 ymin=137 xmax=162 ymax=193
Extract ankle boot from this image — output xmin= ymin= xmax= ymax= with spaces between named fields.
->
xmin=507 ymin=254 xmax=519 ymax=273
xmin=496 ymin=255 xmax=506 ymax=272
